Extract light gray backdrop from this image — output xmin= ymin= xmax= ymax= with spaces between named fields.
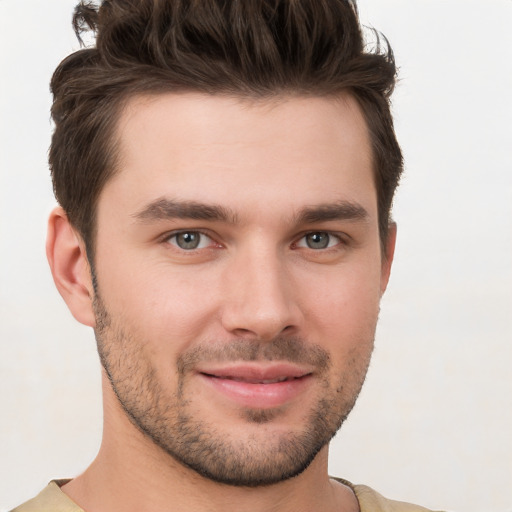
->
xmin=1 ymin=1 xmax=511 ymax=511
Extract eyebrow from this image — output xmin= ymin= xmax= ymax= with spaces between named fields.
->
xmin=294 ymin=201 xmax=369 ymax=224
xmin=133 ymin=198 xmax=238 ymax=223
xmin=133 ymin=197 xmax=368 ymax=226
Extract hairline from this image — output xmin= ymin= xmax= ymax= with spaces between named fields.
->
xmin=82 ymin=87 xmax=390 ymax=267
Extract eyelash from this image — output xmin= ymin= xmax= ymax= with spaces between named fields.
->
xmin=163 ymin=230 xmax=347 ymax=252
xmin=293 ymin=231 xmax=344 ymax=250
xmin=164 ymin=230 xmax=218 ymax=251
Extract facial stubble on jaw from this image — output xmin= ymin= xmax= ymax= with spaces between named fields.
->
xmin=92 ymin=291 xmax=374 ymax=487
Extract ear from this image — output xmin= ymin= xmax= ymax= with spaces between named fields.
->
xmin=380 ymin=222 xmax=397 ymax=295
xmin=46 ymin=207 xmax=96 ymax=327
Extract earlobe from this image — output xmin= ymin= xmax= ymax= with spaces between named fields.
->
xmin=46 ymin=207 xmax=96 ymax=327
xmin=380 ymin=222 xmax=397 ymax=295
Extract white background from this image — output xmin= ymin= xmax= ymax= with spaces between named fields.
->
xmin=1 ymin=1 xmax=511 ymax=511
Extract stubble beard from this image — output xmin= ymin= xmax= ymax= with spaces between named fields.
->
xmin=93 ymin=293 xmax=374 ymax=487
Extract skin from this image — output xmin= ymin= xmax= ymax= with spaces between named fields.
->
xmin=47 ymin=92 xmax=396 ymax=512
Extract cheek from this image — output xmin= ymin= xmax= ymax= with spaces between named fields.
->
xmin=298 ymin=261 xmax=382 ymax=331
xmin=95 ymin=255 xmax=223 ymax=348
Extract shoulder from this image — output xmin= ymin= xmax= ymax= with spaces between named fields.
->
xmin=10 ymin=481 xmax=83 ymax=512
xmin=335 ymin=478 xmax=446 ymax=512
xmin=353 ymin=483 xmax=446 ymax=512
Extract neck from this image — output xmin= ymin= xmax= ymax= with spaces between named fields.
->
xmin=62 ymin=378 xmax=358 ymax=512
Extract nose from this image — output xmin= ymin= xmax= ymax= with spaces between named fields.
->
xmin=220 ymin=244 xmax=303 ymax=341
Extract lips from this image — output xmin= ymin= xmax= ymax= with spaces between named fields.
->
xmin=196 ymin=364 xmax=313 ymax=409
xmin=209 ymin=375 xmax=294 ymax=384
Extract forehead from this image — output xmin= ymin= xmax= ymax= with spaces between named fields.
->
xmin=103 ymin=92 xmax=375 ymax=219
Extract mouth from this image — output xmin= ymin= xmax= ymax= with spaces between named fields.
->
xmin=203 ymin=375 xmax=301 ymax=384
xmin=196 ymin=364 xmax=314 ymax=409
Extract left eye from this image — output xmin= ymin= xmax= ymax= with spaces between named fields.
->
xmin=296 ymin=232 xmax=340 ymax=250
xmin=167 ymin=231 xmax=213 ymax=250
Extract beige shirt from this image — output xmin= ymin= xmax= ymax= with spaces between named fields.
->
xmin=11 ymin=479 xmax=442 ymax=512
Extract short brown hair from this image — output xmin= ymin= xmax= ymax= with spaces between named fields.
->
xmin=50 ymin=0 xmax=403 ymax=256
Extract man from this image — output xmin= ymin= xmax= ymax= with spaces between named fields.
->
xmin=12 ymin=1 xmax=443 ymax=511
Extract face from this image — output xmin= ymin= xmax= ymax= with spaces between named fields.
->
xmin=91 ymin=93 xmax=393 ymax=486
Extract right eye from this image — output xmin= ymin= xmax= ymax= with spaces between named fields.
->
xmin=166 ymin=231 xmax=214 ymax=250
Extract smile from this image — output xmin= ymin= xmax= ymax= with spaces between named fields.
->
xmin=205 ymin=375 xmax=299 ymax=384
xmin=196 ymin=364 xmax=314 ymax=409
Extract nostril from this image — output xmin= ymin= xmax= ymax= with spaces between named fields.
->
xmin=281 ymin=325 xmax=295 ymax=335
